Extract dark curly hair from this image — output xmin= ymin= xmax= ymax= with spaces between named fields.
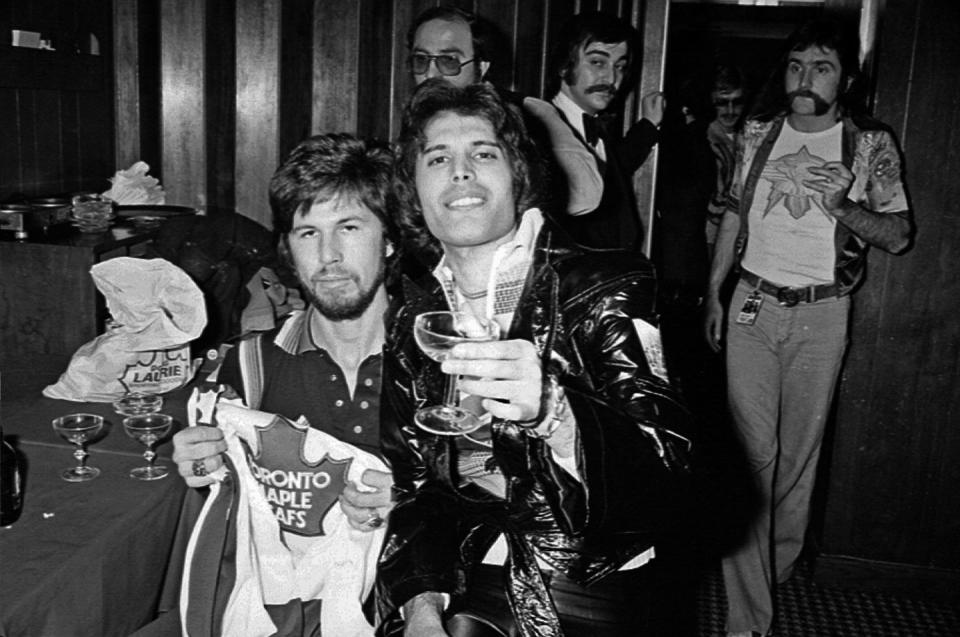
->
xmin=750 ymin=17 xmax=864 ymax=121
xmin=269 ymin=133 xmax=396 ymax=244
xmin=547 ymin=11 xmax=640 ymax=99
xmin=393 ymin=79 xmax=544 ymax=261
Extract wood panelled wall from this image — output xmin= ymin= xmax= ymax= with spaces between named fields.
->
xmin=816 ymin=0 xmax=960 ymax=594
xmin=0 ymin=0 xmax=115 ymax=201
xmin=114 ymin=0 xmax=647 ymax=229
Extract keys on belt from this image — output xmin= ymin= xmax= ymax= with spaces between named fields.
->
xmin=740 ymin=270 xmax=840 ymax=307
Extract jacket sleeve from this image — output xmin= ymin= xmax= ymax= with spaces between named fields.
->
xmin=554 ymin=271 xmax=694 ymax=538
xmin=378 ymin=348 xmax=427 ymax=499
xmin=213 ymin=344 xmax=244 ymax=399
xmin=375 ymin=344 xmax=467 ymax=621
xmin=612 ymin=118 xmax=660 ymax=174
xmin=833 ymin=129 xmax=912 ymax=254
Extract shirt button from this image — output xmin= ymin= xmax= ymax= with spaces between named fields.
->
xmin=353 ymin=425 xmax=363 ymax=434
xmin=335 ymin=399 xmax=344 ymax=407
xmin=363 ymin=378 xmax=373 ymax=387
xmin=330 ymin=374 xmax=338 ymax=382
xmin=360 ymin=400 xmax=369 ymax=409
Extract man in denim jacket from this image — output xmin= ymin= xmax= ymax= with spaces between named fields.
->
xmin=702 ymin=18 xmax=911 ymax=637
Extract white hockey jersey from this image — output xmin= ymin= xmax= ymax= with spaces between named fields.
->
xmin=180 ymin=396 xmax=386 ymax=637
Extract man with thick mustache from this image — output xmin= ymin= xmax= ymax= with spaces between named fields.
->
xmin=703 ymin=19 xmax=911 ymax=637
xmin=543 ymin=11 xmax=665 ymax=250
xmin=375 ymin=80 xmax=693 ymax=637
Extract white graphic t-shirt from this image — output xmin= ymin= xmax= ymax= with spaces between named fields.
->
xmin=741 ymin=120 xmax=842 ymax=286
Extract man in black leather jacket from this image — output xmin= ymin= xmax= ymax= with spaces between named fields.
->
xmin=376 ymin=80 xmax=693 ymax=637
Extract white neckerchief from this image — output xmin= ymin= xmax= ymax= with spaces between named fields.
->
xmin=432 ymin=208 xmax=543 ymax=332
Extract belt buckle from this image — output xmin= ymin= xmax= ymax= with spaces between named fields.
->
xmin=776 ymin=287 xmax=800 ymax=307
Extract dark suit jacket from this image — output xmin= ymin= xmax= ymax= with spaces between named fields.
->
xmin=553 ymin=110 xmax=659 ymax=251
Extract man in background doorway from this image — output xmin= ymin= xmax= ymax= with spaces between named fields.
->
xmin=543 ymin=11 xmax=665 ymax=250
xmin=703 ymin=19 xmax=911 ymax=637
xmin=705 ymin=64 xmax=748 ymax=258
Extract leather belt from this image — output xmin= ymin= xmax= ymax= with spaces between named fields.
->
xmin=740 ymin=270 xmax=840 ymax=307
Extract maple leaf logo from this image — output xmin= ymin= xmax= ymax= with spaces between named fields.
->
xmin=243 ymin=416 xmax=352 ymax=537
xmin=760 ymin=145 xmax=831 ymax=220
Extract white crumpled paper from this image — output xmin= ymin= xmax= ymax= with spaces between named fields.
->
xmin=43 ymin=257 xmax=207 ymax=402
xmin=102 ymin=161 xmax=165 ymax=205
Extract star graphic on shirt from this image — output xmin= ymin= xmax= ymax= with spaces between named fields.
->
xmin=760 ymin=145 xmax=829 ymax=220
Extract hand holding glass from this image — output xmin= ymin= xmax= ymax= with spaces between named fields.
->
xmin=51 ymin=414 xmax=104 ymax=482
xmin=413 ymin=311 xmax=501 ymax=435
xmin=123 ymin=414 xmax=173 ymax=480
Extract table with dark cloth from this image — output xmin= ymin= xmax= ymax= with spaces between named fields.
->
xmin=0 ymin=390 xmax=194 ymax=637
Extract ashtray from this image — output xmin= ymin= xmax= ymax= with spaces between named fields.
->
xmin=113 ymin=392 xmax=164 ymax=416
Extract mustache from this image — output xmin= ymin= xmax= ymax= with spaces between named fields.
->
xmin=586 ymin=84 xmax=617 ymax=95
xmin=787 ymin=89 xmax=832 ymax=113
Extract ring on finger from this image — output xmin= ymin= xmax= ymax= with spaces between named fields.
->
xmin=192 ymin=458 xmax=208 ymax=477
xmin=364 ymin=509 xmax=384 ymax=529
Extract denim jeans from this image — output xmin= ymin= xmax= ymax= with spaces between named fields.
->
xmin=721 ymin=278 xmax=850 ymax=634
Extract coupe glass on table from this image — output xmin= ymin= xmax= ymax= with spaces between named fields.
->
xmin=123 ymin=414 xmax=173 ymax=480
xmin=51 ymin=414 xmax=105 ymax=482
xmin=413 ymin=310 xmax=500 ymax=436
xmin=112 ymin=392 xmax=163 ymax=417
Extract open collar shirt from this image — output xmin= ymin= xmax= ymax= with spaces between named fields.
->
xmin=220 ymin=305 xmax=384 ymax=455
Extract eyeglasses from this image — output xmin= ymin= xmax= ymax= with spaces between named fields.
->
xmin=712 ymin=97 xmax=745 ymax=108
xmin=408 ymin=53 xmax=475 ymax=77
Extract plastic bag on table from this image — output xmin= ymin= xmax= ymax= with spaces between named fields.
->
xmin=42 ymin=257 xmax=207 ymax=402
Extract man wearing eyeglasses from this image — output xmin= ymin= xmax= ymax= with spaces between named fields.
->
xmin=407 ymin=6 xmax=491 ymax=89
xmin=406 ymin=7 xmax=603 ymax=221
xmin=705 ymin=65 xmax=747 ymax=257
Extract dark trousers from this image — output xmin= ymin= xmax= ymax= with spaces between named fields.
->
xmin=444 ymin=563 xmax=654 ymax=637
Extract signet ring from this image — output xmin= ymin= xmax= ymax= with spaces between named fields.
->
xmin=192 ymin=458 xmax=208 ymax=477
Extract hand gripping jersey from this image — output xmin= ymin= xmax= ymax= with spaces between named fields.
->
xmin=180 ymin=392 xmax=386 ymax=637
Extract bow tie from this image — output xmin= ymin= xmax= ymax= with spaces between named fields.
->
xmin=583 ymin=113 xmax=613 ymax=146
xmin=582 ymin=113 xmax=608 ymax=147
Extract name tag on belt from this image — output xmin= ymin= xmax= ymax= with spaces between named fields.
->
xmin=736 ymin=291 xmax=763 ymax=325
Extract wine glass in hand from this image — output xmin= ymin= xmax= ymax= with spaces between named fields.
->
xmin=413 ymin=311 xmax=500 ymax=436
xmin=51 ymin=414 xmax=104 ymax=482
xmin=123 ymin=414 xmax=173 ymax=480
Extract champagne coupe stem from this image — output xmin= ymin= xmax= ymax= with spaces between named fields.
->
xmin=441 ymin=373 xmax=459 ymax=408
xmin=144 ymin=435 xmax=157 ymax=468
xmin=73 ymin=446 xmax=87 ymax=470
